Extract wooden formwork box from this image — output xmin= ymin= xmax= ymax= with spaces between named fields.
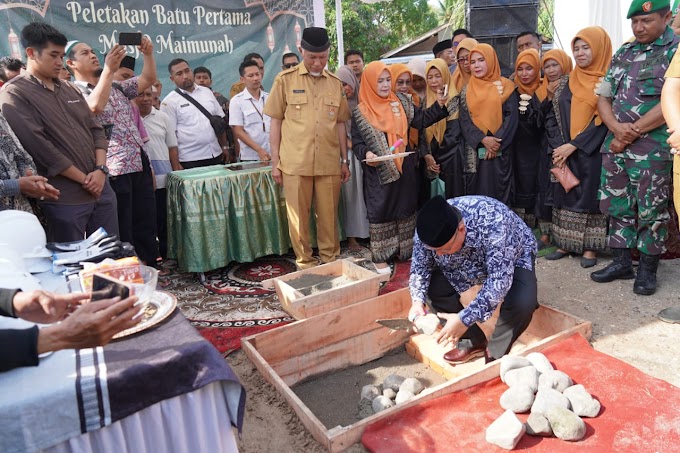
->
xmin=269 ymin=259 xmax=383 ymax=320
xmin=242 ymin=287 xmax=592 ymax=452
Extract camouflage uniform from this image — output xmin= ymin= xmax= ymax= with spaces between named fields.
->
xmin=597 ymin=26 xmax=679 ymax=255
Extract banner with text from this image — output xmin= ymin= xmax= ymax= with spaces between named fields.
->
xmin=0 ymin=0 xmax=320 ymax=97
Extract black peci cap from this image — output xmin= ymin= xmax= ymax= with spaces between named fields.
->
xmin=416 ymin=196 xmax=461 ymax=248
xmin=301 ymin=27 xmax=331 ymax=52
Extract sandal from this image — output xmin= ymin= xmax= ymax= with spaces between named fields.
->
xmin=544 ymin=250 xmax=571 ymax=261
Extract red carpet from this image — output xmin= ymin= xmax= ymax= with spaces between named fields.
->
xmin=362 ymin=333 xmax=680 ymax=453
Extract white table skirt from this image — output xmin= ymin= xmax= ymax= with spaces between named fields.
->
xmin=43 ymin=381 xmax=238 ymax=453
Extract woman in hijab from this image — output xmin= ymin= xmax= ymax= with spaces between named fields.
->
xmin=535 ymin=49 xmax=573 ymax=248
xmin=407 ymin=57 xmax=427 ymax=100
xmin=336 ymin=65 xmax=369 ymax=249
xmin=511 ymin=48 xmax=547 ymax=228
xmin=389 ymin=64 xmax=421 ymax=149
xmin=544 ymin=26 xmax=612 ymax=268
xmin=459 ymin=43 xmax=519 ymax=204
xmin=352 ymin=61 xmax=448 ymax=272
xmin=451 ymin=37 xmax=478 ymax=93
xmin=422 ymin=58 xmax=466 ymax=200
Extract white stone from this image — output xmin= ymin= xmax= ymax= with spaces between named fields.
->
xmin=525 ymin=412 xmax=553 ymax=437
xmin=504 ymin=366 xmax=540 ymax=393
xmin=382 ymin=388 xmax=397 ymax=400
xmin=372 ymin=395 xmax=395 ymax=413
xmin=414 ymin=313 xmax=440 ymax=335
xmin=526 ymin=352 xmax=554 ymax=374
xmin=485 ymin=410 xmax=526 ymax=450
xmin=400 ymin=378 xmax=424 ymax=396
xmin=500 ymin=356 xmax=533 ymax=383
xmin=531 ymin=388 xmax=571 ymax=416
xmin=538 ymin=370 xmax=573 ymax=393
xmin=361 ymin=384 xmax=381 ymax=401
xmin=383 ymin=374 xmax=406 ymax=392
xmin=545 ymin=406 xmax=587 ymax=441
xmin=395 ymin=389 xmax=415 ymax=404
xmin=500 ymin=384 xmax=535 ymax=413
xmin=563 ymin=385 xmax=601 ymax=418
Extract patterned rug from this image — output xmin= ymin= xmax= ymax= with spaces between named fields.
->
xmin=158 ymin=246 xmax=379 ymax=355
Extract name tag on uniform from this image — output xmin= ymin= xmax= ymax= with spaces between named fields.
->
xmin=293 ymin=90 xmax=305 ymax=93
xmin=180 ymin=103 xmax=190 ymax=108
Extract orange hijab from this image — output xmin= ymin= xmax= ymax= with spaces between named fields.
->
xmin=388 ymin=64 xmax=420 ymax=148
xmin=568 ymin=26 xmax=612 ymax=139
xmin=451 ymin=37 xmax=478 ymax=92
xmin=466 ymin=44 xmax=516 ymax=135
xmin=358 ymin=61 xmax=409 ymax=171
xmin=515 ymin=49 xmax=547 ymax=102
xmin=541 ymin=48 xmax=573 ymax=76
xmin=424 ymin=58 xmax=454 ymax=144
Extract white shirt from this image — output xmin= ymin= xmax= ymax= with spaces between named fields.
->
xmin=228 ymin=88 xmax=270 ymax=161
xmin=160 ymin=84 xmax=224 ymax=162
xmin=141 ymin=108 xmax=177 ymax=189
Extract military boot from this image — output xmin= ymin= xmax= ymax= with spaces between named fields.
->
xmin=590 ymin=248 xmax=635 ymax=283
xmin=633 ymin=253 xmax=660 ymax=296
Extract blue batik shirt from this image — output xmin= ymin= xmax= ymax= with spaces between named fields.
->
xmin=409 ymin=196 xmax=537 ymax=327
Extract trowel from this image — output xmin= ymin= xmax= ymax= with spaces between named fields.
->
xmin=375 ymin=318 xmax=413 ymax=331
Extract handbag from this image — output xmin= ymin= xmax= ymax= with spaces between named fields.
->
xmin=430 ymin=176 xmax=445 ymax=198
xmin=550 ymin=165 xmax=580 ymax=193
xmin=174 ymin=88 xmax=227 ymax=136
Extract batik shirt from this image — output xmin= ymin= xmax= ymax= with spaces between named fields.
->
xmin=75 ymin=77 xmax=144 ymax=175
xmin=597 ymin=26 xmax=679 ymax=161
xmin=0 ymin=113 xmax=36 ymax=212
xmin=409 ymin=196 xmax=537 ymax=327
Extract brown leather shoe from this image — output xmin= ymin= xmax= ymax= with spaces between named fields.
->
xmin=443 ymin=343 xmax=488 ymax=364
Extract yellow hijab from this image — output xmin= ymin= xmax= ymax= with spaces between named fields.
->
xmin=451 ymin=38 xmax=478 ymax=92
xmin=424 ymin=58 xmax=453 ymax=144
xmin=541 ymin=49 xmax=573 ymax=76
xmin=568 ymin=26 xmax=612 ymax=139
xmin=358 ymin=61 xmax=409 ymax=171
xmin=466 ymin=44 xmax=516 ymax=134
xmin=515 ymin=49 xmax=547 ymax=102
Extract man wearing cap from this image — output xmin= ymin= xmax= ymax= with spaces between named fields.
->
xmin=264 ymin=27 xmax=351 ymax=269
xmin=593 ymin=0 xmax=678 ymax=296
xmin=409 ymin=195 xmax=539 ymax=364
xmin=433 ymin=39 xmax=455 ymax=74
xmin=67 ymin=37 xmax=159 ymax=266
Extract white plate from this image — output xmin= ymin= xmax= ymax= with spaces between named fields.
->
xmin=364 ymin=151 xmax=414 ymax=163
xmin=113 ymin=291 xmax=177 ymax=339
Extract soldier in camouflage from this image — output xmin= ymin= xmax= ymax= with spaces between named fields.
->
xmin=592 ymin=0 xmax=678 ymax=295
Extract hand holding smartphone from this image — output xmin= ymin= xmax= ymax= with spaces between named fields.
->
xmin=91 ymin=273 xmax=133 ymax=301
xmin=118 ymin=32 xmax=142 ymax=46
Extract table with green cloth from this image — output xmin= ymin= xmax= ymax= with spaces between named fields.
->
xmin=166 ymin=163 xmax=343 ymax=272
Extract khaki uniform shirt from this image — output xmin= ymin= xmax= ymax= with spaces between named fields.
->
xmin=264 ymin=64 xmax=350 ymax=176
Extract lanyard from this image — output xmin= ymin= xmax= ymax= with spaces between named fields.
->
xmin=247 ymin=94 xmax=266 ymax=132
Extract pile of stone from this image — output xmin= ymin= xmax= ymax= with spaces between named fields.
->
xmin=485 ymin=352 xmax=601 ymax=450
xmin=357 ymin=374 xmax=425 ymax=419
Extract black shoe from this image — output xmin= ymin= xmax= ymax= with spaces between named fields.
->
xmin=580 ymin=257 xmax=598 ymax=268
xmin=633 ymin=253 xmax=659 ymax=296
xmin=545 ymin=250 xmax=570 ymax=261
xmin=590 ymin=248 xmax=635 ymax=283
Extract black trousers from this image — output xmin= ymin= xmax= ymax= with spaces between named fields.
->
xmin=427 ymin=261 xmax=539 ymax=359
xmin=179 ymin=155 xmax=224 ymax=169
xmin=109 ymin=150 xmax=159 ymax=264
xmin=155 ymin=188 xmax=167 ymax=259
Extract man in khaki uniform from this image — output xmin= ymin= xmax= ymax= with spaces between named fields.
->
xmin=264 ymin=27 xmax=350 ymax=269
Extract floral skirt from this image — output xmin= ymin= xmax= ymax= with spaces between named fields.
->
xmin=369 ymin=213 xmax=417 ymax=263
xmin=551 ymin=208 xmax=608 ymax=254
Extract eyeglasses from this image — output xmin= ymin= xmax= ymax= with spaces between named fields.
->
xmin=282 ymin=63 xmax=297 ymax=69
xmin=457 ymin=58 xmax=469 ymax=63
xmin=396 ymin=80 xmax=411 ymax=86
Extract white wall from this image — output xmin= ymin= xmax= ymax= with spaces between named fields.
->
xmin=553 ymin=0 xmax=632 ymax=55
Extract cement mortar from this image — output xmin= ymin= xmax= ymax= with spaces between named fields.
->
xmin=285 ymin=274 xmax=358 ymax=295
xmin=292 ymin=347 xmax=447 ymax=428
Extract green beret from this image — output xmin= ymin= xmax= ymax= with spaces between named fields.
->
xmin=627 ymin=0 xmax=670 ymax=18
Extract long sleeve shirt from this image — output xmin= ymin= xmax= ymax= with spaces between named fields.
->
xmin=0 ymin=288 xmax=39 ymax=372
xmin=409 ymin=196 xmax=537 ymax=327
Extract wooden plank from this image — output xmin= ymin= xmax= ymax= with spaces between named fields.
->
xmin=251 ymin=288 xmax=412 ymax=367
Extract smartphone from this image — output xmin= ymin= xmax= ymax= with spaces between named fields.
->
xmin=119 ymin=32 xmax=142 ymax=46
xmin=91 ymin=272 xmax=132 ymax=301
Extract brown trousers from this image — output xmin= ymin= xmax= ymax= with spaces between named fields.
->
xmin=282 ymin=173 xmax=341 ymax=269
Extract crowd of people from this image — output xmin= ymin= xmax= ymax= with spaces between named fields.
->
xmin=1 ymin=2 xmax=680 ymax=304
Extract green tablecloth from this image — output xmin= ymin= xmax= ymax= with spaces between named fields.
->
xmin=167 ymin=163 xmax=343 ymax=272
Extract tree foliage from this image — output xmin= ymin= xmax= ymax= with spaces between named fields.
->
xmin=324 ymin=0 xmax=438 ymax=70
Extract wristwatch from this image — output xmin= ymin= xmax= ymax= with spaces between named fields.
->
xmin=341 ymin=159 xmax=350 ymax=165
xmin=94 ymin=165 xmax=109 ymax=175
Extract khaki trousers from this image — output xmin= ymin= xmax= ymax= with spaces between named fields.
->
xmin=282 ymin=172 xmax=341 ymax=269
